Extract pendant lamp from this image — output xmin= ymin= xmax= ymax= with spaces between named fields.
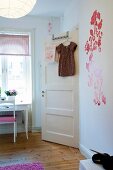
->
xmin=0 ymin=0 xmax=37 ymax=19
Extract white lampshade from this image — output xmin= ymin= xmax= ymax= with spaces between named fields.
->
xmin=0 ymin=0 xmax=37 ymax=19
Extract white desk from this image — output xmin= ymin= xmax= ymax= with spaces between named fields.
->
xmin=0 ymin=99 xmax=31 ymax=139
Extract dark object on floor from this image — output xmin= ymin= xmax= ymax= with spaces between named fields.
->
xmin=91 ymin=149 xmax=113 ymax=170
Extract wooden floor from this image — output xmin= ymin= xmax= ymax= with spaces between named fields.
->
xmin=0 ymin=132 xmax=85 ymax=170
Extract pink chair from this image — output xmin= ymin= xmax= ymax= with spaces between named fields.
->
xmin=0 ymin=98 xmax=17 ymax=143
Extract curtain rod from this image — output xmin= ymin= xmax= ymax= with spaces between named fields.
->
xmin=52 ymin=31 xmax=69 ymax=40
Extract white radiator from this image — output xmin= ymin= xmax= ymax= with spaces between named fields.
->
xmin=79 ymin=159 xmax=104 ymax=170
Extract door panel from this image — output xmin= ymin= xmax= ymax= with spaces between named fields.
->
xmin=46 ymin=115 xmax=74 ymax=135
xmin=47 ymin=90 xmax=73 ymax=109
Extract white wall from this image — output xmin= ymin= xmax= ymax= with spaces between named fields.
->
xmin=0 ymin=15 xmax=60 ymax=132
xmin=62 ymin=0 xmax=113 ymax=157
xmin=61 ymin=0 xmax=79 ymax=32
xmin=79 ymin=0 xmax=113 ymax=157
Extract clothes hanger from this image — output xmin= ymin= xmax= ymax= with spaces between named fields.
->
xmin=62 ymin=37 xmax=71 ymax=46
xmin=61 ymin=31 xmax=71 ymax=45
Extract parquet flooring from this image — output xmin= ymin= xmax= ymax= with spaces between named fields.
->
xmin=0 ymin=132 xmax=85 ymax=170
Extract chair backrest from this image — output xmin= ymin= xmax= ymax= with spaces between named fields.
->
xmin=0 ymin=98 xmax=15 ymax=118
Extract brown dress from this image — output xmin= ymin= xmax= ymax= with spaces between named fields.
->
xmin=56 ymin=42 xmax=77 ymax=77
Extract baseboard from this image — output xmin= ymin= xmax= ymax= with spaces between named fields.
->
xmin=31 ymin=127 xmax=41 ymax=132
xmin=0 ymin=124 xmax=41 ymax=134
xmin=79 ymin=144 xmax=94 ymax=159
xmin=0 ymin=123 xmax=26 ymax=134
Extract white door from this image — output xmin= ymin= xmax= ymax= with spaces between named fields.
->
xmin=41 ymin=30 xmax=79 ymax=147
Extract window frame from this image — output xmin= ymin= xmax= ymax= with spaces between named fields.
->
xmin=0 ymin=29 xmax=34 ymax=104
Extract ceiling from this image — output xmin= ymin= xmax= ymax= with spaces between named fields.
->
xmin=29 ymin=0 xmax=73 ymax=17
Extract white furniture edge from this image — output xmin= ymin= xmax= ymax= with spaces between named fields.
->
xmin=79 ymin=144 xmax=94 ymax=158
xmin=79 ymin=159 xmax=104 ymax=170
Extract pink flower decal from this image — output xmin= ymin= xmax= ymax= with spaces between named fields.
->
xmin=89 ymin=53 xmax=93 ymax=61
xmin=86 ymin=63 xmax=90 ymax=72
xmin=90 ymin=29 xmax=93 ymax=36
xmin=90 ymin=10 xmax=97 ymax=25
xmin=102 ymin=95 xmax=106 ymax=104
xmin=48 ymin=22 xmax=52 ymax=34
xmin=84 ymin=10 xmax=106 ymax=106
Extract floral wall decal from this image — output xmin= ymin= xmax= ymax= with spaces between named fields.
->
xmin=85 ymin=10 xmax=106 ymax=106
xmin=48 ymin=21 xmax=53 ymax=35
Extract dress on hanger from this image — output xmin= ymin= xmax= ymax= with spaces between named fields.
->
xmin=56 ymin=42 xmax=77 ymax=77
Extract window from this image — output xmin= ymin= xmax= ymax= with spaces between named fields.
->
xmin=0 ymin=32 xmax=32 ymax=102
